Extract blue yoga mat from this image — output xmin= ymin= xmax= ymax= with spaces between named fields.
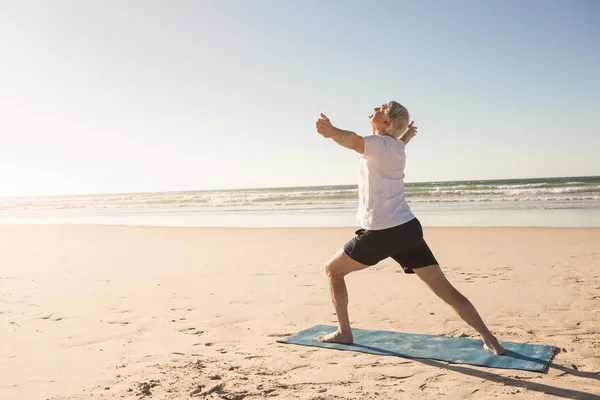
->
xmin=277 ymin=325 xmax=556 ymax=372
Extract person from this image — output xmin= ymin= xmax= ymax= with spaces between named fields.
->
xmin=314 ymin=101 xmax=505 ymax=355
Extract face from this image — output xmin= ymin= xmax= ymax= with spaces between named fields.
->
xmin=368 ymin=103 xmax=390 ymax=132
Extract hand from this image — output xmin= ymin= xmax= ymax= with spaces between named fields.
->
xmin=316 ymin=113 xmax=336 ymax=138
xmin=405 ymin=121 xmax=418 ymax=140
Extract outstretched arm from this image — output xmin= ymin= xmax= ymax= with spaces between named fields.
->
xmin=315 ymin=113 xmax=365 ymax=154
xmin=399 ymin=121 xmax=418 ymax=145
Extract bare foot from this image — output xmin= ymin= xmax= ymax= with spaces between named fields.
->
xmin=483 ymin=335 xmax=505 ymax=355
xmin=318 ymin=329 xmax=353 ymax=344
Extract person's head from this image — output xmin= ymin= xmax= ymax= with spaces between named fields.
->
xmin=368 ymin=101 xmax=410 ymax=139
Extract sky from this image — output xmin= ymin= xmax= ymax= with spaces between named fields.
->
xmin=0 ymin=0 xmax=599 ymax=197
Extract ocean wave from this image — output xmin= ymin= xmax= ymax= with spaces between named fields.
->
xmin=1 ymin=178 xmax=598 ymax=212
xmin=409 ymin=195 xmax=600 ymax=203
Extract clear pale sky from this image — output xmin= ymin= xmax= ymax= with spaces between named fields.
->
xmin=1 ymin=0 xmax=598 ymax=197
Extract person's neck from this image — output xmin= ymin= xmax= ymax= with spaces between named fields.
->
xmin=375 ymin=130 xmax=393 ymax=138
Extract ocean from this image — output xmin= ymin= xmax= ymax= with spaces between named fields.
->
xmin=1 ymin=176 xmax=599 ymax=228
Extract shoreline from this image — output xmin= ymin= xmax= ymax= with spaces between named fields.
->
xmin=2 ymin=208 xmax=600 ymax=228
xmin=3 ymin=223 xmax=600 ymax=230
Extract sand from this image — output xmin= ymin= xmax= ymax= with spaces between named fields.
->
xmin=0 ymin=225 xmax=599 ymax=400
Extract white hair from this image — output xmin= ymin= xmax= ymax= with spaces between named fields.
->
xmin=385 ymin=101 xmax=410 ymax=139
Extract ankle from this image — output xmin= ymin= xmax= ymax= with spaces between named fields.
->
xmin=482 ymin=333 xmax=498 ymax=343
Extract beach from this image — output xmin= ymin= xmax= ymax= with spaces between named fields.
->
xmin=1 ymin=224 xmax=598 ymax=399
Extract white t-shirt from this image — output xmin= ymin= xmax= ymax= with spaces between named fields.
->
xmin=357 ymin=135 xmax=415 ymax=230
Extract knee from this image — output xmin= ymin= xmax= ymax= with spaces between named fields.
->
xmin=324 ymin=260 xmax=344 ymax=279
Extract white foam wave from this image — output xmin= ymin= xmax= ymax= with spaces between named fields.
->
xmin=1 ymin=181 xmax=598 ymax=213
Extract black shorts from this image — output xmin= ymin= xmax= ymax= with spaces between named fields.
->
xmin=343 ymin=218 xmax=438 ymax=274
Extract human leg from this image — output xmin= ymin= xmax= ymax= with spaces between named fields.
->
xmin=318 ymin=248 xmax=370 ymax=344
xmin=414 ymin=264 xmax=505 ymax=355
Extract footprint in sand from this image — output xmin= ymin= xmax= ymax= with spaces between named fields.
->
xmin=109 ymin=309 xmax=130 ymax=314
xmin=40 ymin=314 xmax=64 ymax=322
xmin=267 ymin=333 xmax=293 ymax=338
xmin=107 ymin=321 xmax=131 ymax=326
xmin=170 ymin=307 xmax=195 ymax=312
xmin=244 ymin=355 xmax=267 ymax=360
xmin=178 ymin=327 xmax=204 ymax=336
